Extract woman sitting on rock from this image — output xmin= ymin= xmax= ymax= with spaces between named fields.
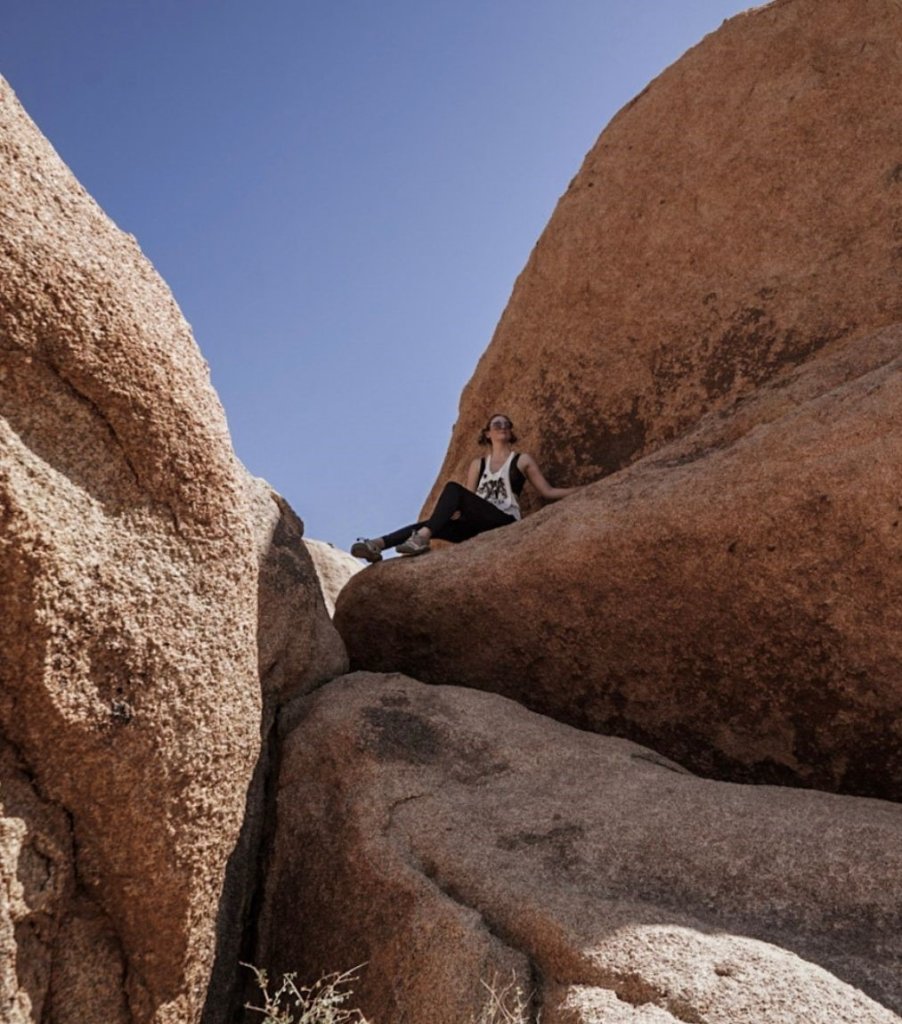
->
xmin=351 ymin=412 xmax=578 ymax=561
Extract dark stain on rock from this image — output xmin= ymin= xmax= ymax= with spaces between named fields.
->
xmin=271 ymin=549 xmax=315 ymax=590
xmin=267 ymin=496 xmax=316 ymax=590
xmin=498 ymin=824 xmax=586 ymax=877
xmin=542 ymin=393 xmax=648 ymax=482
xmin=700 ymin=316 xmax=850 ymax=401
xmin=362 ymin=705 xmax=511 ymax=782
xmin=271 ymin=495 xmax=304 ymax=548
xmin=363 ymin=707 xmax=444 ymax=765
xmin=597 ymin=396 xmax=648 ymax=470
xmin=651 ymin=310 xmax=850 ymax=418
xmin=378 ymin=691 xmax=411 ymax=709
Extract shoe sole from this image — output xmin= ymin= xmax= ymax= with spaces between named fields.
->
xmin=396 ymin=543 xmax=430 ymax=556
xmin=351 ymin=542 xmax=382 ymax=563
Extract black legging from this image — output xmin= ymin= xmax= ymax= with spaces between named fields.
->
xmin=381 ymin=481 xmax=516 ymax=548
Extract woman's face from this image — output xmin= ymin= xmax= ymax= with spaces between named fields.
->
xmin=487 ymin=415 xmax=512 ymax=438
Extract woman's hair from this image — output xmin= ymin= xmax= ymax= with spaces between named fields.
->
xmin=478 ymin=412 xmax=519 ymax=446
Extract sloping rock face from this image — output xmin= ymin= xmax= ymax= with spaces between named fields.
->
xmin=336 ymin=325 xmax=902 ymax=799
xmin=255 ymin=674 xmax=902 ymax=1024
xmin=302 ymin=539 xmax=361 ymax=616
xmin=426 ymin=0 xmax=902 ymax=508
xmin=0 ymin=79 xmax=261 ymax=1022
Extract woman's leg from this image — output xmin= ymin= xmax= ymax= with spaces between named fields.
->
xmin=422 ymin=483 xmax=515 ymax=542
xmin=372 ymin=484 xmax=514 ymax=557
xmin=379 ymin=521 xmax=428 ymax=549
xmin=370 ymin=483 xmax=477 ymax=550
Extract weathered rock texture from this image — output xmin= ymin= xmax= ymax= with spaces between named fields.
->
xmin=0 ymin=738 xmax=75 ymax=1024
xmin=426 ymin=0 xmax=902 ymax=508
xmin=246 ymin=476 xmax=348 ymax=697
xmin=338 ymin=0 xmax=902 ymax=801
xmin=0 ymin=78 xmax=261 ymax=1022
xmin=256 ymin=674 xmax=902 ymax=1024
xmin=201 ymin=478 xmax=348 ymax=1024
xmin=302 ymin=539 xmax=361 ymax=616
xmin=337 ymin=325 xmax=902 ymax=799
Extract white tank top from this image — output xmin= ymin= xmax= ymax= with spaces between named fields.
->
xmin=476 ymin=451 xmax=521 ymax=520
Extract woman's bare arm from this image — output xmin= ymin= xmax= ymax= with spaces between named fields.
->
xmin=518 ymin=453 xmax=579 ymax=501
xmin=466 ymin=457 xmax=482 ymax=492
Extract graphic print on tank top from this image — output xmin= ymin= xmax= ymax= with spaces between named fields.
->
xmin=479 ymin=476 xmax=508 ymax=505
xmin=477 ymin=452 xmax=521 ymax=519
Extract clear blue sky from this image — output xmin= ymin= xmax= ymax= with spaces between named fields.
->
xmin=2 ymin=1 xmax=751 ymax=547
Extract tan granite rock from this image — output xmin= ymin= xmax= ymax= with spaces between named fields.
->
xmin=202 ymin=479 xmax=349 ymax=1024
xmin=256 ymin=673 xmax=902 ymax=1024
xmin=0 ymin=738 xmax=84 ymax=1024
xmin=246 ymin=476 xmax=348 ymax=697
xmin=427 ymin=0 xmax=902 ymax=513
xmin=302 ymin=539 xmax=362 ymax=616
xmin=337 ymin=322 xmax=902 ymax=800
xmin=0 ymin=77 xmax=260 ymax=1022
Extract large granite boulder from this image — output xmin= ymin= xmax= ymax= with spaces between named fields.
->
xmin=0 ymin=78 xmax=261 ymax=1023
xmin=336 ymin=325 xmax=902 ymax=799
xmin=426 ymin=0 xmax=902 ymax=509
xmin=337 ymin=0 xmax=902 ymax=801
xmin=255 ymin=674 xmax=902 ymax=1024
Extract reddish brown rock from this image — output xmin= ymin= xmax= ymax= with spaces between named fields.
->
xmin=256 ymin=674 xmax=902 ymax=1024
xmin=0 ymin=78 xmax=260 ymax=1022
xmin=336 ymin=325 xmax=902 ymax=799
xmin=427 ymin=0 xmax=902 ymax=511
xmin=342 ymin=0 xmax=902 ymax=800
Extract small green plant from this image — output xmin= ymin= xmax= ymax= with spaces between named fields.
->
xmin=243 ymin=963 xmax=373 ymax=1024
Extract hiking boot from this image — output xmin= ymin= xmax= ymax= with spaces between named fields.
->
xmin=351 ymin=538 xmax=383 ymax=563
xmin=396 ymin=532 xmax=431 ymax=556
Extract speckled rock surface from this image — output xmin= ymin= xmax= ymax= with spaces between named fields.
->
xmin=246 ymin=476 xmax=348 ymax=696
xmin=0 ymin=738 xmax=82 ymax=1024
xmin=201 ymin=478 xmax=348 ymax=1024
xmin=0 ymin=78 xmax=260 ymax=1023
xmin=336 ymin=324 xmax=902 ymax=799
xmin=256 ymin=674 xmax=902 ymax=1024
xmin=302 ymin=538 xmax=362 ymax=616
xmin=427 ymin=0 xmax=902 ymax=512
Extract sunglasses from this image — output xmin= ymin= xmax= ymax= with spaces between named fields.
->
xmin=488 ymin=419 xmax=512 ymax=429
